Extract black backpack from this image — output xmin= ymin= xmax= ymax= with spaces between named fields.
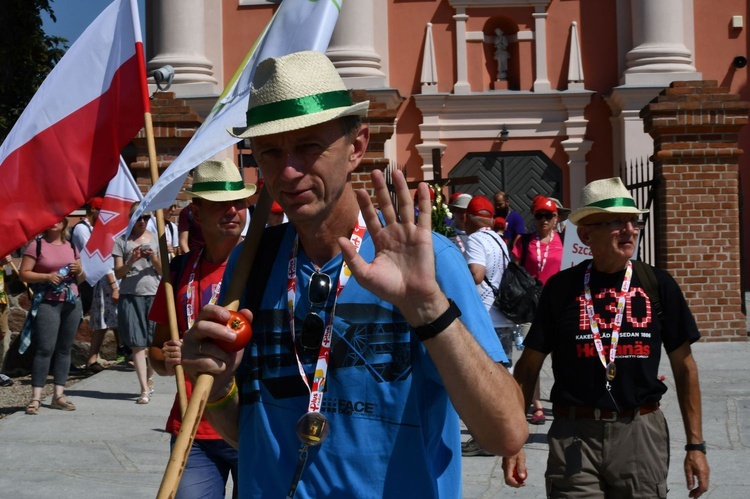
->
xmin=482 ymin=231 xmax=543 ymax=324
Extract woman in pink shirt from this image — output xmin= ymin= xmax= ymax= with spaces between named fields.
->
xmin=511 ymin=196 xmax=564 ymax=424
xmin=19 ymin=219 xmax=86 ymax=415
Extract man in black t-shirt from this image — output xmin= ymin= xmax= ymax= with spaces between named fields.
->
xmin=503 ymin=178 xmax=710 ymax=498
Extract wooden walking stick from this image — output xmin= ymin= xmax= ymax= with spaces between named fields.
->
xmin=156 ymin=188 xmax=273 ymax=499
xmin=142 ymin=110 xmax=188 ymax=416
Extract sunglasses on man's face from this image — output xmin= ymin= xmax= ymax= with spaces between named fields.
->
xmin=138 ymin=215 xmax=151 ymax=223
xmin=534 ymin=212 xmax=555 ymax=221
xmin=300 ymin=271 xmax=332 ymax=350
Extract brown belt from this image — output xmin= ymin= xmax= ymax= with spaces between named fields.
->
xmin=552 ymin=402 xmax=660 ymax=422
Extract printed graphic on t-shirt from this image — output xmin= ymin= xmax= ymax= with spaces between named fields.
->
xmin=574 ymin=286 xmax=654 ymax=360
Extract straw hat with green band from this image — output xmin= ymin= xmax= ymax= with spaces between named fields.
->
xmin=568 ymin=177 xmax=648 ymax=226
xmin=183 ymin=158 xmax=257 ymax=202
xmin=229 ymin=51 xmax=369 ymax=139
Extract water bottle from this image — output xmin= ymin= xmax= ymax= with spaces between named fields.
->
xmin=513 ymin=326 xmax=525 ymax=351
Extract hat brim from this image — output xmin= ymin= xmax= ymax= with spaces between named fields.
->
xmin=228 ymin=101 xmax=370 ymax=139
xmin=182 ymin=183 xmax=257 ymax=202
xmin=568 ymin=206 xmax=649 ymax=226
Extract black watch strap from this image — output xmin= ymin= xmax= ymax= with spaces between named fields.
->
xmin=413 ymin=299 xmax=462 ymax=342
xmin=684 ymin=442 xmax=707 ymax=454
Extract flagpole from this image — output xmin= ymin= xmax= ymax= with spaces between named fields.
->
xmin=143 ymin=112 xmax=189 ymax=416
xmin=157 ymin=189 xmax=272 ymax=499
xmin=129 ymin=0 xmax=188 ymax=417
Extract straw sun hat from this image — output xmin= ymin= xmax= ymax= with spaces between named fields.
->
xmin=568 ymin=177 xmax=648 ymax=226
xmin=229 ymin=50 xmax=370 ymax=139
xmin=183 ymin=158 xmax=257 ymax=202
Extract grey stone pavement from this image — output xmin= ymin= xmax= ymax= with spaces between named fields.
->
xmin=0 ymin=341 xmax=747 ymax=498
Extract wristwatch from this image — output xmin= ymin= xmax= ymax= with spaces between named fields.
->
xmin=413 ymin=299 xmax=462 ymax=342
xmin=684 ymin=441 xmax=707 ymax=454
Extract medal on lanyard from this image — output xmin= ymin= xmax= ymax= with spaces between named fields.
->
xmin=583 ymin=261 xmax=632 ymax=387
xmin=285 ymin=215 xmax=366 ymax=498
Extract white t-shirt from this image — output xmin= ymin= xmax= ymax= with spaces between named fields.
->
xmin=464 ymin=227 xmax=513 ymax=327
xmin=70 ymin=219 xmax=93 ymax=252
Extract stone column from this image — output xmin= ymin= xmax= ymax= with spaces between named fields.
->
xmin=623 ymin=0 xmax=697 ymax=85
xmin=640 ymin=81 xmax=750 ymax=341
xmin=453 ymin=9 xmax=471 ymax=95
xmin=147 ymin=0 xmax=217 ymax=91
xmin=532 ymin=9 xmax=551 ymax=92
xmin=326 ymin=0 xmax=386 ymax=88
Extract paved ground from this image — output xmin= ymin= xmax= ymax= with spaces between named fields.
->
xmin=0 ymin=341 xmax=747 ymax=498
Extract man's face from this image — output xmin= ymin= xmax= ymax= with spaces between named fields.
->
xmin=90 ymin=206 xmax=100 ymax=223
xmin=577 ymin=213 xmax=641 ymax=266
xmin=452 ymin=208 xmax=467 ymax=230
xmin=252 ymin=120 xmax=366 ymax=224
xmin=494 ymin=195 xmax=508 ymax=215
xmin=195 ymin=198 xmax=248 ymax=240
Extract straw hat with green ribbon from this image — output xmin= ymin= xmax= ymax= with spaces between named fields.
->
xmin=568 ymin=177 xmax=648 ymax=226
xmin=229 ymin=50 xmax=369 ymax=139
xmin=183 ymin=158 xmax=257 ymax=202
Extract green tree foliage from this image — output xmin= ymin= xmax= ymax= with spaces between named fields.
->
xmin=0 ymin=0 xmax=68 ymax=141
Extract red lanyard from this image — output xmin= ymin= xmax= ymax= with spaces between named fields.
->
xmin=285 ymin=213 xmax=366 ymax=415
xmin=583 ymin=261 xmax=632 ymax=386
xmin=186 ymin=248 xmax=221 ymax=329
xmin=535 ymin=232 xmax=553 ymax=275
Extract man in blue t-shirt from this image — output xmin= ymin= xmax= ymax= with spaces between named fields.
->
xmin=493 ymin=191 xmax=526 ymax=249
xmin=180 ymin=51 xmax=527 ymax=498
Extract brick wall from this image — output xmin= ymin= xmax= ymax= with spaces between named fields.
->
xmin=641 ymin=81 xmax=749 ymax=341
xmin=128 ymin=92 xmax=204 ymax=200
xmin=350 ymin=89 xmax=403 ymax=202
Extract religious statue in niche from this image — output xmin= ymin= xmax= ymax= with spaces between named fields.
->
xmin=494 ymin=28 xmax=509 ymax=80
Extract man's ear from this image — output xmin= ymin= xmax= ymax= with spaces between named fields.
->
xmin=346 ymin=125 xmax=370 ymax=173
xmin=577 ymin=224 xmax=591 ymax=245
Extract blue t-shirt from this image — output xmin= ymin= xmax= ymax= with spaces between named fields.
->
xmin=503 ymin=209 xmax=526 ymax=246
xmin=222 ymin=224 xmax=504 ymax=498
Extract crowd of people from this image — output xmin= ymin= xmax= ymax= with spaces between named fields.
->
xmin=0 ymin=49 xmax=710 ymax=499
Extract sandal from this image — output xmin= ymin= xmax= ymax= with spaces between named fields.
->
xmin=86 ymin=362 xmax=105 ymax=374
xmin=530 ymin=408 xmax=546 ymax=425
xmin=51 ymin=394 xmax=76 ymax=411
xmin=136 ymin=392 xmax=150 ymax=405
xmin=147 ymin=376 xmax=155 ymax=395
xmin=25 ymin=399 xmax=42 ymax=415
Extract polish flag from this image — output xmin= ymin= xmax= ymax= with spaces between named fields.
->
xmin=82 ymin=157 xmax=143 ymax=285
xmin=0 ymin=0 xmax=147 ymax=258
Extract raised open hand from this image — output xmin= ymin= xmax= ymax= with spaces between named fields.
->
xmin=339 ymin=169 xmax=444 ymax=326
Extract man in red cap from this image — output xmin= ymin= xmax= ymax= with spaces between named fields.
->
xmin=461 ymin=195 xmax=516 ymax=456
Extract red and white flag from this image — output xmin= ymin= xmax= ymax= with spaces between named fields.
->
xmin=0 ymin=0 xmax=147 ymax=258
xmin=82 ymin=157 xmax=143 ymax=285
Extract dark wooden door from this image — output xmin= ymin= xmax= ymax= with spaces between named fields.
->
xmin=449 ymin=151 xmax=563 ymax=229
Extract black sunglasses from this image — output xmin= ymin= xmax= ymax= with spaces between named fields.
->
xmin=534 ymin=212 xmax=555 ymax=221
xmin=300 ymin=272 xmax=332 ymax=350
xmin=138 ymin=215 xmax=151 ymax=223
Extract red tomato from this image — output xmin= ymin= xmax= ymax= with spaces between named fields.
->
xmin=214 ymin=311 xmax=252 ymax=352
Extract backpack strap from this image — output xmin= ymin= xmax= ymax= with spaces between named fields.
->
xmin=244 ymin=224 xmax=288 ymax=315
xmin=478 ymin=230 xmax=508 ymax=297
xmin=168 ymin=253 xmax=191 ymax=289
xmin=35 ymin=236 xmax=43 ymax=260
xmin=633 ymin=260 xmax=665 ymax=326
xmin=520 ymin=232 xmax=533 ymax=267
